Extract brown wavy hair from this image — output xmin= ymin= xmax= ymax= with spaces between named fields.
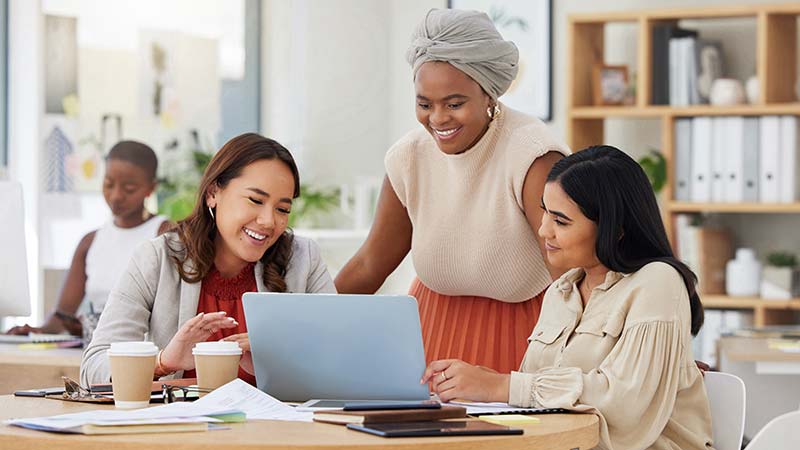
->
xmin=167 ymin=133 xmax=300 ymax=292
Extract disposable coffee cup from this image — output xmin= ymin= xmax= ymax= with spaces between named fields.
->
xmin=193 ymin=341 xmax=242 ymax=392
xmin=108 ymin=341 xmax=158 ymax=409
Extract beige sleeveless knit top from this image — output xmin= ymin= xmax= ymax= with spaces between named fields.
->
xmin=385 ymin=104 xmax=570 ymax=302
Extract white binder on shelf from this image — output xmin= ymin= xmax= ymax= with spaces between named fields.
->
xmin=669 ymin=38 xmax=680 ymax=106
xmin=742 ymin=117 xmax=760 ymax=202
xmin=691 ymin=117 xmax=713 ymax=203
xmin=779 ymin=115 xmax=799 ymax=203
xmin=710 ymin=117 xmax=727 ymax=202
xmin=686 ymin=39 xmax=700 ymax=105
xmin=723 ymin=117 xmax=745 ymax=203
xmin=674 ymin=119 xmax=693 ymax=202
xmin=759 ymin=116 xmax=781 ymax=203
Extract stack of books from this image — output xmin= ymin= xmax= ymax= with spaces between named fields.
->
xmin=651 ymin=24 xmax=723 ymax=106
xmin=313 ymin=405 xmax=467 ymax=425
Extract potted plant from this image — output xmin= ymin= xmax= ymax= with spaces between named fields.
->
xmin=157 ymin=130 xmax=214 ymax=221
xmin=288 ymin=184 xmax=341 ymax=229
xmin=637 ymin=149 xmax=666 ymax=195
xmin=760 ymin=251 xmax=800 ymax=300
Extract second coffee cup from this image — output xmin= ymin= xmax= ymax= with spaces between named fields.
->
xmin=108 ymin=341 xmax=158 ymax=409
xmin=193 ymin=341 xmax=242 ymax=392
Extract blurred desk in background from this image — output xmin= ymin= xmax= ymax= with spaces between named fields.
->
xmin=719 ymin=336 xmax=800 ymax=439
xmin=0 ymin=343 xmax=81 ymax=394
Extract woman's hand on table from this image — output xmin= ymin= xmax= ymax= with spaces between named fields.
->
xmin=420 ymin=359 xmax=510 ymax=403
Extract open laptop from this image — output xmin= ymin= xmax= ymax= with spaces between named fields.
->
xmin=242 ymin=293 xmax=430 ymax=403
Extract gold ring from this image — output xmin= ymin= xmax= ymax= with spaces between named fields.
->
xmin=440 ymin=372 xmax=447 ymax=381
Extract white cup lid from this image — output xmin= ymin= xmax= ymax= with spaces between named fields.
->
xmin=108 ymin=341 xmax=158 ymax=356
xmin=192 ymin=341 xmax=242 ymax=356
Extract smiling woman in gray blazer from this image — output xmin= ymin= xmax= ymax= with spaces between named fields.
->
xmin=81 ymin=134 xmax=335 ymax=386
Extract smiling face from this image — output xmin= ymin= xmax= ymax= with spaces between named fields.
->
xmin=538 ymin=181 xmax=601 ymax=271
xmin=414 ymin=61 xmax=494 ymax=155
xmin=102 ymin=159 xmax=157 ymax=226
xmin=206 ymin=158 xmax=295 ymax=277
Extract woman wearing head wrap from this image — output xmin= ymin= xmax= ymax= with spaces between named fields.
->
xmin=336 ymin=9 xmax=570 ymax=373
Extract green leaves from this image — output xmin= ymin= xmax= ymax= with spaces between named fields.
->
xmin=767 ymin=252 xmax=798 ymax=268
xmin=288 ymin=184 xmax=340 ymax=228
xmin=638 ymin=149 xmax=666 ymax=194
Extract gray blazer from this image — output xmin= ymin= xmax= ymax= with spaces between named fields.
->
xmin=80 ymin=232 xmax=336 ymax=385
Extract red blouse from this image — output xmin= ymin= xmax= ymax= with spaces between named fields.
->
xmin=184 ymin=263 xmax=257 ymax=386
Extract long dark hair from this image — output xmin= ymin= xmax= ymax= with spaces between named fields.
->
xmin=168 ymin=133 xmax=301 ymax=292
xmin=547 ymin=145 xmax=704 ymax=335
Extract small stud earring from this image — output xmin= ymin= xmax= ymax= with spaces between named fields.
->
xmin=208 ymin=206 xmax=215 ymax=220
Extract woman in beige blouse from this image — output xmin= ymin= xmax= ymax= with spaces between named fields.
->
xmin=422 ymin=145 xmax=714 ymax=450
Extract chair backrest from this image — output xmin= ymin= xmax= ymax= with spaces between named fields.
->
xmin=744 ymin=410 xmax=800 ymax=450
xmin=704 ymin=371 xmax=746 ymax=450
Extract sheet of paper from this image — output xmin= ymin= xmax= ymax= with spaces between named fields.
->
xmin=6 ymin=394 xmax=240 ymax=430
xmin=12 ymin=416 xmax=215 ymax=431
xmin=7 ymin=379 xmax=311 ymax=432
xmin=446 ymin=400 xmax=557 ymax=415
xmin=189 ymin=379 xmax=313 ymax=422
xmin=477 ymin=414 xmax=540 ymax=425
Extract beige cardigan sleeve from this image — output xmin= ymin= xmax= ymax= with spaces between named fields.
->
xmin=509 ymin=319 xmax=687 ymax=450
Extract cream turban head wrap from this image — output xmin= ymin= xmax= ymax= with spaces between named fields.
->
xmin=406 ymin=8 xmax=519 ymax=100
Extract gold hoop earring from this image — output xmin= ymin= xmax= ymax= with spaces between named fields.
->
xmin=486 ymin=104 xmax=500 ymax=120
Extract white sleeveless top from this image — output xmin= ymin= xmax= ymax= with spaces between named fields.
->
xmin=84 ymin=215 xmax=167 ymax=312
xmin=385 ymin=105 xmax=570 ymax=302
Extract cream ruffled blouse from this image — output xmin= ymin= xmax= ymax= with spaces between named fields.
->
xmin=509 ymin=262 xmax=715 ymax=450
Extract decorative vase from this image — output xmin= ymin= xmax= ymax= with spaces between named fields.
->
xmin=725 ymin=248 xmax=761 ymax=297
xmin=745 ymin=76 xmax=759 ymax=104
xmin=760 ymin=266 xmax=800 ymax=300
xmin=710 ymin=78 xmax=745 ymax=106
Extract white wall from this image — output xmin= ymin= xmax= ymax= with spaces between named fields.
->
xmin=261 ymin=0 xmax=443 ymax=188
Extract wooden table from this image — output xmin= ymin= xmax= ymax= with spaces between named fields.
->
xmin=719 ymin=336 xmax=800 ymax=374
xmin=719 ymin=336 xmax=800 ymax=438
xmin=0 ymin=344 xmax=82 ymax=394
xmin=0 ymin=395 xmax=599 ymax=450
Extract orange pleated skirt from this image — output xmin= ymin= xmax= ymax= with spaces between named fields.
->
xmin=410 ymin=277 xmax=546 ymax=374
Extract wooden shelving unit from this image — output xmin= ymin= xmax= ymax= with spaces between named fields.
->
xmin=568 ymin=4 xmax=800 ymax=327
xmin=668 ymin=202 xmax=800 ymax=214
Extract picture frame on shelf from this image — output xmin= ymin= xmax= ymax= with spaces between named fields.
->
xmin=592 ymin=64 xmax=628 ymax=106
xmin=447 ymin=0 xmax=552 ymax=120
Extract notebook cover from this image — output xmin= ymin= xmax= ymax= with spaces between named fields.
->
xmin=80 ymin=422 xmax=208 ymax=435
xmin=313 ymin=405 xmax=466 ymax=425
